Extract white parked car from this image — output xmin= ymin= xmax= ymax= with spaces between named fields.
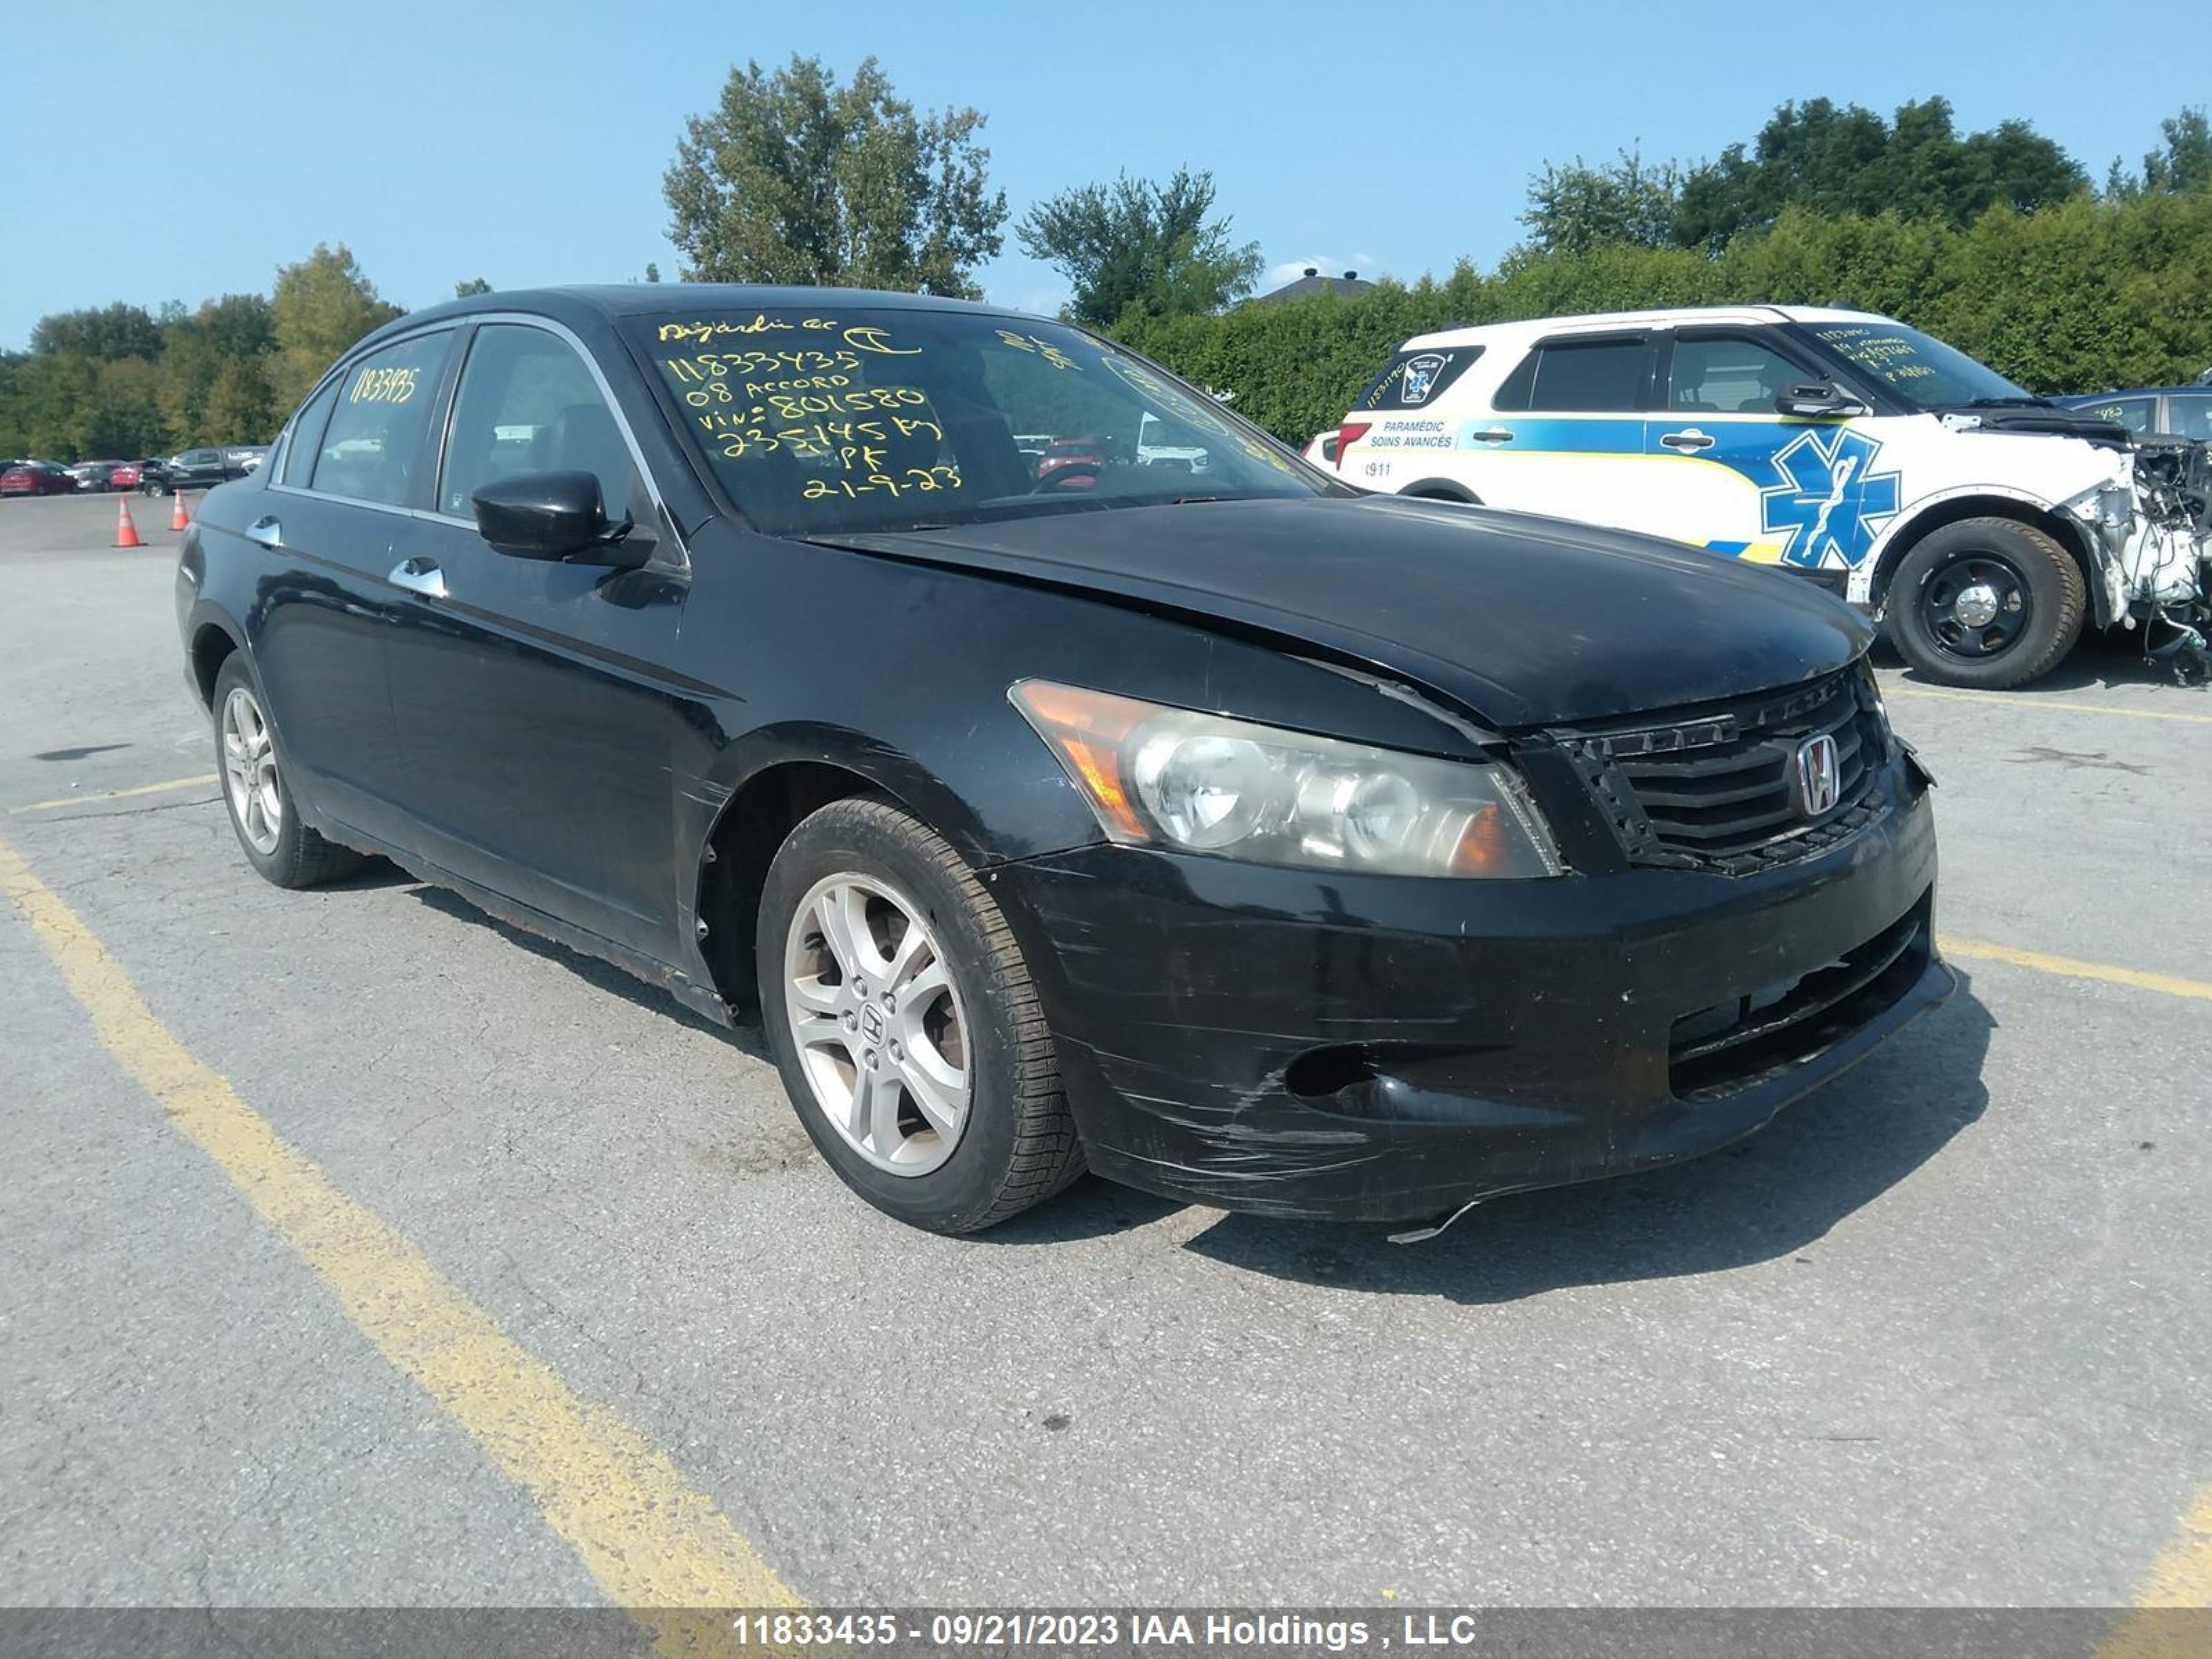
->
xmin=1135 ymin=411 xmax=1210 ymax=474
xmin=1329 ymin=306 xmax=2212 ymax=688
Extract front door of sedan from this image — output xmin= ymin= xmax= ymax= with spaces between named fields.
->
xmin=379 ymin=321 xmax=691 ymax=962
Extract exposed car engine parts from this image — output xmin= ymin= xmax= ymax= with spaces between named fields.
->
xmin=2126 ymin=438 xmax=2212 ymax=684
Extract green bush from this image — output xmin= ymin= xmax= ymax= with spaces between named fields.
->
xmin=1111 ymin=192 xmax=2212 ymax=445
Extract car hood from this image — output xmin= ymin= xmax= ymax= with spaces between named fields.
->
xmin=822 ymin=495 xmax=1871 ymax=728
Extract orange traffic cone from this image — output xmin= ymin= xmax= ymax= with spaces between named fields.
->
xmin=115 ymin=497 xmax=144 ymax=549
xmin=169 ymin=489 xmax=191 ymax=532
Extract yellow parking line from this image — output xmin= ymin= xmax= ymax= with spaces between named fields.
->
xmin=8 ymin=773 xmax=219 ymax=814
xmin=1888 ymin=687 xmax=2212 ymax=725
xmin=1938 ymin=935 xmax=2212 ymax=1003
xmin=0 ymin=836 xmax=800 ymax=1643
xmin=2099 ymin=1486 xmax=2212 ymax=1656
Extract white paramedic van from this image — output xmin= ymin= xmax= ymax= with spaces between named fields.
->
xmin=1331 ymin=306 xmax=2211 ymax=688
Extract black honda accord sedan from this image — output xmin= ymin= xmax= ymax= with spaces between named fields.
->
xmin=176 ymin=285 xmax=1951 ymax=1235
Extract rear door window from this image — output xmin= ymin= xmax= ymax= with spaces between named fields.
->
xmin=308 ymin=331 xmax=453 ymax=507
xmin=1497 ymin=337 xmax=1651 ymax=412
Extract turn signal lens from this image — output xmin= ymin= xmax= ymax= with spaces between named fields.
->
xmin=1010 ymin=680 xmax=1559 ymax=879
xmin=1005 ymin=679 xmax=1150 ymax=839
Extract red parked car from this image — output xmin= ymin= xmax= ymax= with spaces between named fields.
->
xmin=1033 ymin=435 xmax=1104 ymax=487
xmin=108 ymin=462 xmax=145 ymax=490
xmin=1 ymin=462 xmax=75 ymax=497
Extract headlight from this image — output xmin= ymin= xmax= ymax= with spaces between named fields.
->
xmin=1010 ymin=680 xmax=1560 ymax=879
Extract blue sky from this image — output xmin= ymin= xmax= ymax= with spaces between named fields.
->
xmin=1 ymin=0 xmax=2202 ymax=349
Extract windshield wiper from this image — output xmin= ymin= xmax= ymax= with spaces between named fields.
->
xmin=1964 ymin=395 xmax=2054 ymax=409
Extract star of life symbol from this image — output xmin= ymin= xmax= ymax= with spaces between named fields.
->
xmin=1399 ymin=353 xmax=1447 ymax=405
xmin=1761 ymin=427 xmax=1901 ymax=569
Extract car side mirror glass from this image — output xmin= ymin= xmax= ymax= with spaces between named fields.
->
xmin=1774 ymin=381 xmax=1868 ymax=420
xmin=471 ymin=471 xmax=644 ymax=568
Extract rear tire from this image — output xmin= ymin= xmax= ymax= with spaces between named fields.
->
xmin=756 ymin=794 xmax=1083 ymax=1233
xmin=210 ymin=655 xmax=365 ymax=889
xmin=1886 ymin=516 xmax=2084 ymax=690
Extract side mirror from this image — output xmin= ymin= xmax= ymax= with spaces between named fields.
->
xmin=1774 ymin=381 xmax=1868 ymax=420
xmin=471 ymin=470 xmax=645 ymax=567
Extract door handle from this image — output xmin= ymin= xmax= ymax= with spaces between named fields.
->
xmin=245 ymin=516 xmax=282 ymax=549
xmin=1467 ymin=427 xmax=1516 ymax=444
xmin=1660 ymin=429 xmax=1716 ymax=451
xmin=388 ymin=556 xmax=447 ymax=599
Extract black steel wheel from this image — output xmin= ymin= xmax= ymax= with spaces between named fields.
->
xmin=1888 ymin=516 xmax=2085 ymax=689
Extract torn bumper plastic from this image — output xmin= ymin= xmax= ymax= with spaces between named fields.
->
xmin=994 ymin=755 xmax=1949 ymax=1226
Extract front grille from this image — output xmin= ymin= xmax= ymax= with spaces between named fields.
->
xmin=1669 ymin=900 xmax=1930 ymax=1100
xmin=1554 ymin=666 xmax=1889 ymax=874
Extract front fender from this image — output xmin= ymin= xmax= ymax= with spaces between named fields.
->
xmin=685 ymin=718 xmax=1019 ymax=877
xmin=1858 ymin=484 xmax=2120 ymax=626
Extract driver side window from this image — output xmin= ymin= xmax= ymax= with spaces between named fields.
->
xmin=1669 ymin=335 xmax=1806 ymax=414
xmin=440 ymin=325 xmax=636 ymax=523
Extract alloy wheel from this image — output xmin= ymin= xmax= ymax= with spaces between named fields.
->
xmin=220 ymin=686 xmax=283 ymax=855
xmin=782 ymin=872 xmax=971 ymax=1177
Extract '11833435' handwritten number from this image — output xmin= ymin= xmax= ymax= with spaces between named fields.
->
xmin=350 ymin=364 xmax=418 ymax=404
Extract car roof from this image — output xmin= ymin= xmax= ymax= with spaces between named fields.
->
xmin=1398 ymin=303 xmax=1891 ymax=351
xmin=355 ymin=283 xmax=1035 ymax=354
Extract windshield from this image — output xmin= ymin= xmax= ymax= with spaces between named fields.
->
xmin=629 ymin=306 xmax=1319 ymax=536
xmin=1803 ymin=319 xmax=2034 ymax=409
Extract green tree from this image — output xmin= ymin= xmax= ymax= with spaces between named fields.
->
xmin=664 ymin=55 xmax=1006 ymax=297
xmin=29 ymin=303 xmax=163 ymax=363
xmin=2108 ymin=106 xmax=2212 ymax=198
xmin=7 ymin=353 xmax=99 ymax=458
xmin=454 ymin=277 xmax=493 ymax=297
xmin=0 ymin=351 xmax=30 ymax=457
xmin=270 ymin=243 xmax=403 ymax=408
xmin=202 ymin=355 xmax=279 ymax=443
xmin=79 ymin=357 xmax=167 ymax=457
xmin=1519 ymin=149 xmax=1683 ymax=256
xmin=1016 ymin=167 xmax=1262 ymax=327
xmin=153 ymin=294 xmax=279 ymax=445
xmin=1672 ymin=97 xmax=2083 ymax=249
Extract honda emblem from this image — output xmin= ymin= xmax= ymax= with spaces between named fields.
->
xmin=1794 ymin=733 xmax=1841 ymax=817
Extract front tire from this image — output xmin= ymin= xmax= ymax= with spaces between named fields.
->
xmin=1887 ymin=517 xmax=2085 ymax=690
xmin=210 ymin=655 xmax=364 ymax=889
xmin=756 ymin=795 xmax=1083 ymax=1233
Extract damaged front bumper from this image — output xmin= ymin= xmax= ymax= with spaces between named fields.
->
xmin=2068 ymin=438 xmax=2212 ymax=655
xmin=993 ymin=755 xmax=1949 ymax=1226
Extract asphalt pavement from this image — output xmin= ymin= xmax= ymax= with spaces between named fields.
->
xmin=1 ymin=487 xmax=2206 ymax=1613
